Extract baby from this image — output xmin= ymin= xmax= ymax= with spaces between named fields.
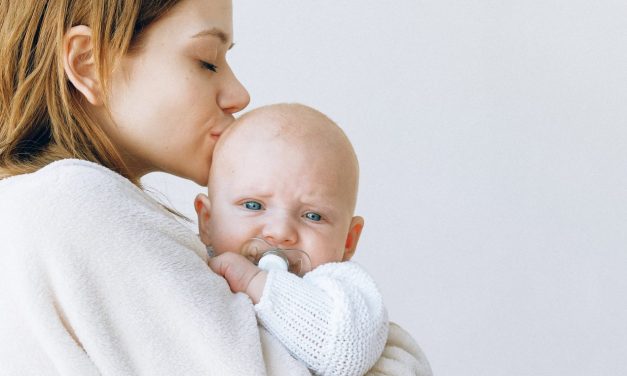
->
xmin=194 ymin=103 xmax=389 ymax=376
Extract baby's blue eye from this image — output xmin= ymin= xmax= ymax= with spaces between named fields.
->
xmin=244 ymin=201 xmax=263 ymax=210
xmin=305 ymin=212 xmax=322 ymax=221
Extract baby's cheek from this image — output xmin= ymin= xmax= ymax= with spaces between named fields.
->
xmin=309 ymin=248 xmax=343 ymax=268
xmin=211 ymin=229 xmax=247 ymax=255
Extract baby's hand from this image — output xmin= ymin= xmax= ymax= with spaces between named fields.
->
xmin=208 ymin=252 xmax=267 ymax=304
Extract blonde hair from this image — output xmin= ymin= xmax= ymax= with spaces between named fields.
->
xmin=0 ymin=0 xmax=181 ymax=184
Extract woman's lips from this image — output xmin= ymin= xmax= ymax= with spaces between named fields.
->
xmin=210 ymin=118 xmax=233 ymax=140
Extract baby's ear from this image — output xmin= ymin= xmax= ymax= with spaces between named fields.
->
xmin=194 ymin=194 xmax=212 ymax=245
xmin=343 ymin=216 xmax=364 ymax=261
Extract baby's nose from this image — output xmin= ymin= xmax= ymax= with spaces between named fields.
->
xmin=262 ymin=218 xmax=298 ymax=247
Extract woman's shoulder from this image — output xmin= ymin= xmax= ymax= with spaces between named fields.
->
xmin=1 ymin=158 xmax=137 ymax=193
xmin=41 ymin=158 xmax=131 ymax=182
xmin=1 ymin=158 xmax=161 ymax=211
xmin=0 ymin=158 xmax=177 ymax=239
xmin=0 ymin=158 xmax=204 ymax=260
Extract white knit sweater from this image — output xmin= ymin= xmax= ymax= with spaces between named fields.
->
xmin=256 ymin=262 xmax=389 ymax=376
xmin=0 ymin=159 xmax=433 ymax=375
xmin=0 ymin=159 xmax=310 ymax=375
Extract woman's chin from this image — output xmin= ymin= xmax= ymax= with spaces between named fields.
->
xmin=188 ymin=165 xmax=211 ymax=187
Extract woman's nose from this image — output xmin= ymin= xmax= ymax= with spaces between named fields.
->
xmin=262 ymin=218 xmax=298 ymax=248
xmin=218 ymin=65 xmax=250 ymax=115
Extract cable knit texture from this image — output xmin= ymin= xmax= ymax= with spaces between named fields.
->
xmin=0 ymin=159 xmax=311 ymax=376
xmin=255 ymin=262 xmax=389 ymax=376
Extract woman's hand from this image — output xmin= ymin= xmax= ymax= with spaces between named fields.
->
xmin=208 ymin=252 xmax=267 ymax=304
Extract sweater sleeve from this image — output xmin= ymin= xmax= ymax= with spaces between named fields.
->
xmin=365 ymin=322 xmax=433 ymax=376
xmin=0 ymin=160 xmax=311 ymax=376
xmin=254 ymin=261 xmax=389 ymax=376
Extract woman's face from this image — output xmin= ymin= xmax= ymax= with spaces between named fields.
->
xmin=102 ymin=0 xmax=249 ymax=185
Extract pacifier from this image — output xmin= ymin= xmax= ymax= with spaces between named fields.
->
xmin=239 ymin=238 xmax=312 ymax=277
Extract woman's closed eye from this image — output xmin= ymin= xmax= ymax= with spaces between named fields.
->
xmin=200 ymin=61 xmax=218 ymax=72
xmin=243 ymin=200 xmax=263 ymax=211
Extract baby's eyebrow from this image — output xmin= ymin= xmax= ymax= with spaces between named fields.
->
xmin=250 ymin=192 xmax=273 ymax=199
xmin=302 ymin=202 xmax=338 ymax=216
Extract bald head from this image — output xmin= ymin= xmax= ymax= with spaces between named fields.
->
xmin=200 ymin=103 xmax=366 ymax=266
xmin=212 ymin=103 xmax=360 ymax=212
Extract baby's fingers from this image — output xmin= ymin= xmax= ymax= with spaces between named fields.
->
xmin=208 ymin=252 xmax=260 ymax=293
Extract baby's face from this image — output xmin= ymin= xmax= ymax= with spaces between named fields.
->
xmin=197 ymin=107 xmax=362 ymax=269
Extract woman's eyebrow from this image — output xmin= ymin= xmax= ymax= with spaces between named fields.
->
xmin=192 ymin=27 xmax=235 ymax=49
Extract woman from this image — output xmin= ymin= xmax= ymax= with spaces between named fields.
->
xmin=0 ymin=0 xmax=313 ymax=374
xmin=0 ymin=1 xmax=431 ymax=374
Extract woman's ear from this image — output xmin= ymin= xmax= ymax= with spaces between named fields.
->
xmin=194 ymin=194 xmax=212 ymax=245
xmin=63 ymin=25 xmax=103 ymax=105
xmin=343 ymin=216 xmax=364 ymax=261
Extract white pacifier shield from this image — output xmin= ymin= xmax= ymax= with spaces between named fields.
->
xmin=258 ymin=253 xmax=288 ymax=272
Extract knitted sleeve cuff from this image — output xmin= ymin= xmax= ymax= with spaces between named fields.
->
xmin=254 ymin=262 xmax=389 ymax=376
xmin=255 ymin=269 xmax=335 ymax=374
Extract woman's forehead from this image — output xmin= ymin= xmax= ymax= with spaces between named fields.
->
xmin=149 ymin=0 xmax=234 ymax=42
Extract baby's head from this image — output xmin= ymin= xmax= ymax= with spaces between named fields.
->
xmin=195 ymin=103 xmax=364 ymax=268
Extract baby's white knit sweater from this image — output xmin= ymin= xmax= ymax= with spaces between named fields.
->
xmin=255 ymin=261 xmax=389 ymax=376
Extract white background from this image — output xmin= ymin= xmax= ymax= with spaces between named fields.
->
xmin=142 ymin=1 xmax=627 ymax=375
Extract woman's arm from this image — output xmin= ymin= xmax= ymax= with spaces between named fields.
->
xmin=365 ymin=322 xmax=433 ymax=376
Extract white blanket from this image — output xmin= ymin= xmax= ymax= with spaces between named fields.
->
xmin=0 ymin=159 xmax=431 ymax=375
